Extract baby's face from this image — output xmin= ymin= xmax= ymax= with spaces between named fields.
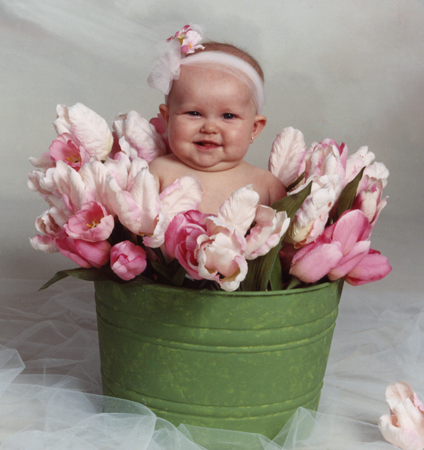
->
xmin=160 ymin=65 xmax=266 ymax=172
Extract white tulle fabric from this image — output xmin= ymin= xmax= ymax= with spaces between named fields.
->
xmin=148 ymin=50 xmax=266 ymax=114
xmin=1 ymin=278 xmax=423 ymax=449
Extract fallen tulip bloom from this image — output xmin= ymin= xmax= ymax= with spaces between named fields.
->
xmin=379 ymin=381 xmax=424 ymax=450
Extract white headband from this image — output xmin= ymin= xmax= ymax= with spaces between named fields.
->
xmin=147 ymin=25 xmax=265 ymax=113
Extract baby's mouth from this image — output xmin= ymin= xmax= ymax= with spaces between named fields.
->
xmin=195 ymin=140 xmax=220 ymax=148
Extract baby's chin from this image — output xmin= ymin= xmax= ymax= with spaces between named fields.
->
xmin=184 ymin=159 xmax=245 ymax=173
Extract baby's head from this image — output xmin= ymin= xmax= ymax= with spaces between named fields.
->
xmin=149 ymin=26 xmax=267 ymax=172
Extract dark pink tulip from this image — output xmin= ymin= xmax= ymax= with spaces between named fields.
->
xmin=49 ymin=133 xmax=90 ymax=170
xmin=56 ymin=237 xmax=111 ymax=269
xmin=64 ymin=202 xmax=114 ymax=242
xmin=110 ymin=241 xmax=147 ymax=281
xmin=290 ymin=210 xmax=390 ymax=285
xmin=165 ymin=210 xmax=209 ymax=280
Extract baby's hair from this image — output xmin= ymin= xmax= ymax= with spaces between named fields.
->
xmin=191 ymin=41 xmax=264 ymax=82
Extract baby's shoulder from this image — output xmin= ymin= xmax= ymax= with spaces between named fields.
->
xmin=241 ymin=162 xmax=286 ymax=204
xmin=242 ymin=161 xmax=279 ymax=184
xmin=149 ymin=154 xmax=176 ymax=170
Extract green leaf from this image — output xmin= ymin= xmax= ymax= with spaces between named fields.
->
xmin=286 ymin=172 xmax=305 ymax=192
xmin=269 ymin=255 xmax=283 ymax=290
xmin=39 ymin=268 xmax=109 ymax=290
xmin=285 ymin=276 xmax=303 ymax=290
xmin=241 ymin=182 xmax=313 ymax=291
xmin=151 ymin=261 xmax=174 ymax=280
xmin=335 ymin=167 xmax=365 ymax=220
xmin=171 ymin=265 xmax=187 ymax=287
xmin=151 ymin=260 xmax=187 ymax=287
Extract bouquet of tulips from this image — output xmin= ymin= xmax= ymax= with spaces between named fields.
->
xmin=29 ymin=103 xmax=391 ymax=291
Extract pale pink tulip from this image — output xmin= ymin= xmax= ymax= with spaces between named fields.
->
xmin=363 ymin=161 xmax=389 ymax=188
xmin=301 ymin=140 xmax=347 ymax=188
xmin=113 ymin=111 xmax=167 ymax=163
xmin=29 ymin=151 xmax=55 ymax=171
xmin=53 ymin=103 xmax=113 ymax=160
xmin=245 ymin=205 xmax=290 ymax=259
xmin=52 ymin=161 xmax=93 ymax=214
xmin=106 ymin=165 xmax=161 ymax=238
xmin=352 ymin=177 xmax=387 ymax=228
xmin=64 ymin=201 xmax=114 ymax=242
xmin=214 ymin=186 xmax=260 ymax=236
xmin=103 ymin=153 xmax=148 ymax=191
xmin=379 ymin=381 xmax=424 ymax=450
xmin=55 ymin=237 xmax=111 ymax=269
xmin=110 ymin=241 xmax=147 ymax=281
xmin=345 ymin=145 xmax=376 ymax=183
xmin=289 ymin=210 xmax=385 ymax=284
xmin=268 ymin=127 xmax=307 ymax=188
xmin=144 ymin=174 xmax=203 ymax=248
xmin=30 ymin=234 xmax=58 ymax=253
xmin=49 ymin=133 xmax=90 ymax=171
xmin=197 ymin=227 xmax=248 ymax=292
xmin=28 ymin=166 xmax=57 ymax=196
xmin=286 ymin=174 xmax=342 ymax=247
xmin=35 ymin=210 xmax=63 ymax=237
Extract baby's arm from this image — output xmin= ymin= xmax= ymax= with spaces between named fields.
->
xmin=268 ymin=174 xmax=286 ymax=206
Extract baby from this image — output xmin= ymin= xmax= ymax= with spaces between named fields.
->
xmin=148 ymin=28 xmax=285 ymax=214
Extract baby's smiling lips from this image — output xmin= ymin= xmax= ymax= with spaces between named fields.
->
xmin=195 ymin=140 xmax=221 ymax=150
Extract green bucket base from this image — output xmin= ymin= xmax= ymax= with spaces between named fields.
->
xmin=95 ymin=279 xmax=343 ymax=439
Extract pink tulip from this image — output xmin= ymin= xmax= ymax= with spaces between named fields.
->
xmin=165 ymin=210 xmax=209 ymax=279
xmin=56 ymin=237 xmax=111 ymax=269
xmin=64 ymin=201 xmax=114 ymax=242
xmin=344 ymin=249 xmax=392 ymax=285
xmin=49 ymin=133 xmax=90 ymax=171
xmin=379 ymin=381 xmax=424 ymax=450
xmin=289 ymin=210 xmax=390 ymax=284
xmin=110 ymin=241 xmax=147 ymax=281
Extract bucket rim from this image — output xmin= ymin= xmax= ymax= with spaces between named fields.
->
xmin=95 ymin=278 xmax=343 ymax=298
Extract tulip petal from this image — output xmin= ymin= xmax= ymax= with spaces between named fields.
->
xmin=68 ymin=103 xmax=113 ymax=160
xmin=124 ymin=111 xmax=167 ymax=163
xmin=328 ymin=240 xmax=370 ymax=280
xmin=217 ymin=186 xmax=259 ymax=235
xmin=290 ymin=242 xmax=343 ymax=283
xmin=332 ymin=210 xmax=371 ymax=253
xmin=160 ymin=174 xmax=203 ymax=220
xmin=344 ymin=249 xmax=392 ymax=285
xmin=379 ymin=413 xmax=424 ymax=450
xmin=268 ymin=127 xmax=306 ymax=187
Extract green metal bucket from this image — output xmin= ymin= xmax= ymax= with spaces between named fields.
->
xmin=94 ymin=279 xmax=343 ymax=438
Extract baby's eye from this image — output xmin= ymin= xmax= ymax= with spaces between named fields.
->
xmin=187 ymin=111 xmax=200 ymax=116
xmin=222 ymin=113 xmax=235 ymax=119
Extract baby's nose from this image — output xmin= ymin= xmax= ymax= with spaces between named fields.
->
xmin=201 ymin=120 xmax=218 ymax=133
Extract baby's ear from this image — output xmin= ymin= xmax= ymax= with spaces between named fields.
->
xmin=252 ymin=115 xmax=267 ymax=139
xmin=159 ymin=104 xmax=169 ymax=127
